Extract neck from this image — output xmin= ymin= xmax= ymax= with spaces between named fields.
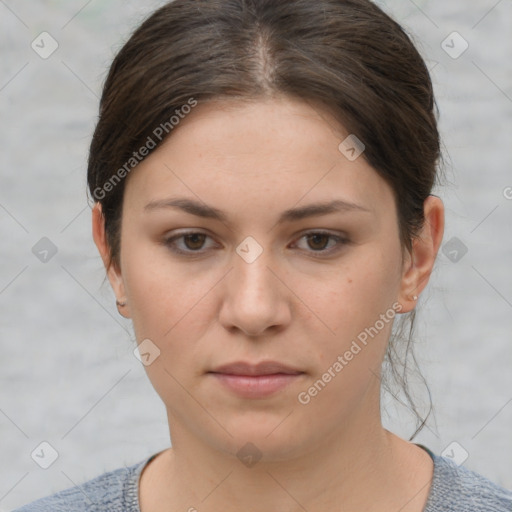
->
xmin=140 ymin=395 xmax=433 ymax=512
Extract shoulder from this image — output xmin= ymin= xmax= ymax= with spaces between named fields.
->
xmin=425 ymin=451 xmax=512 ymax=512
xmin=12 ymin=458 xmax=149 ymax=512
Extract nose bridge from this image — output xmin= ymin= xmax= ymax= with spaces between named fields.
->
xmin=232 ymin=235 xmax=277 ymax=300
xmin=219 ymin=235 xmax=289 ymax=336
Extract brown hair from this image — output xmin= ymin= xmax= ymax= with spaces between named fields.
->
xmin=87 ymin=0 xmax=443 ymax=439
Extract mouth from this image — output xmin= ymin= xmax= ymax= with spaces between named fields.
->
xmin=210 ymin=360 xmax=303 ymax=376
xmin=207 ymin=360 xmax=305 ymax=398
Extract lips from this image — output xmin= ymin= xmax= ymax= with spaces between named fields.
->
xmin=208 ymin=361 xmax=305 ymax=398
xmin=209 ymin=360 xmax=303 ymax=376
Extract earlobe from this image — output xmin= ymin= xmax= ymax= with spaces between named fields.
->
xmin=91 ymin=203 xmax=131 ymax=318
xmin=398 ymin=195 xmax=445 ymax=312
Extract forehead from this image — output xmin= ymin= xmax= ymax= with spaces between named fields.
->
xmin=161 ymin=96 xmax=349 ymax=165
xmin=122 ymin=96 xmax=395 ymax=221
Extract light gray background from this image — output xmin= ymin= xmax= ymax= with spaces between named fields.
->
xmin=1 ymin=0 xmax=511 ymax=509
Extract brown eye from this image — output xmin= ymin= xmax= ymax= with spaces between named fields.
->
xmin=182 ymin=233 xmax=207 ymax=250
xmin=163 ymin=231 xmax=216 ymax=255
xmin=164 ymin=230 xmax=348 ymax=258
xmin=294 ymin=231 xmax=348 ymax=257
xmin=306 ymin=233 xmax=331 ymax=251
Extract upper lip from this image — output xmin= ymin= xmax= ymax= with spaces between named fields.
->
xmin=209 ymin=361 xmax=303 ymax=376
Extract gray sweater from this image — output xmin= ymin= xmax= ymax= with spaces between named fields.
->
xmin=13 ymin=445 xmax=512 ymax=511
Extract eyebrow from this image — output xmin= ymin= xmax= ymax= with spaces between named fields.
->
xmin=144 ymin=197 xmax=372 ymax=224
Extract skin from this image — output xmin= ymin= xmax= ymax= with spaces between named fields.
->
xmin=92 ymin=95 xmax=444 ymax=512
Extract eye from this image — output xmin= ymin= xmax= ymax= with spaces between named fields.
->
xmin=163 ymin=231 xmax=216 ymax=255
xmin=293 ymin=231 xmax=348 ymax=256
xmin=162 ymin=230 xmax=348 ymax=257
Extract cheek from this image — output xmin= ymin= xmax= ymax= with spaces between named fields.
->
xmin=121 ymin=235 xmax=204 ymax=335
xmin=327 ymin=248 xmax=400 ymax=319
xmin=295 ymin=254 xmax=399 ymax=427
xmin=121 ymin=239 xmax=223 ymax=380
xmin=307 ymin=245 xmax=402 ymax=370
xmin=122 ymin=249 xmax=216 ymax=410
xmin=127 ymin=267 xmax=212 ymax=344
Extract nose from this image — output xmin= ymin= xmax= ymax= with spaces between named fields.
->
xmin=218 ymin=246 xmax=291 ymax=337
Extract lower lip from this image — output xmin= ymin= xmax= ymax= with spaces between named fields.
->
xmin=209 ymin=373 xmax=303 ymax=398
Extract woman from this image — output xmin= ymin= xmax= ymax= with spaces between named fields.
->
xmin=15 ymin=0 xmax=512 ymax=510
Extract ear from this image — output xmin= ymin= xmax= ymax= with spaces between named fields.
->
xmin=398 ymin=195 xmax=444 ymax=313
xmin=91 ymin=202 xmax=131 ymax=318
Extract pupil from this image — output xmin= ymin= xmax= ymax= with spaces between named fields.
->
xmin=185 ymin=234 xmax=204 ymax=250
xmin=308 ymin=234 xmax=328 ymax=250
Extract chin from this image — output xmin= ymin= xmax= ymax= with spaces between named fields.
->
xmin=204 ymin=412 xmax=312 ymax=463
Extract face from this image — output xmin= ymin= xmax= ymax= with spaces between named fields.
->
xmin=99 ymin=96 xmax=417 ymax=460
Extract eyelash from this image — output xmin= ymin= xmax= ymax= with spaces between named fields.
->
xmin=162 ymin=230 xmax=349 ymax=258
